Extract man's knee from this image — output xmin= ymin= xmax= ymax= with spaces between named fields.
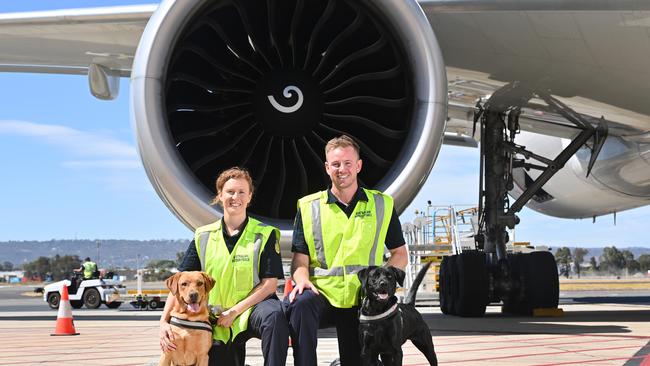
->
xmin=287 ymin=290 xmax=320 ymax=313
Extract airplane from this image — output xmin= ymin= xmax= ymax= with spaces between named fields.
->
xmin=2 ymin=0 xmax=650 ymax=317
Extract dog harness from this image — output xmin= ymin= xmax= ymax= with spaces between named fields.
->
xmin=170 ymin=316 xmax=212 ymax=332
xmin=359 ymin=303 xmax=399 ymax=323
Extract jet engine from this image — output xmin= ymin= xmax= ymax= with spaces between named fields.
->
xmin=511 ymin=131 xmax=650 ymax=219
xmin=130 ymin=0 xmax=447 ymax=240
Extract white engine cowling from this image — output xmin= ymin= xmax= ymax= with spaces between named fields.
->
xmin=130 ymin=0 xmax=447 ymax=241
xmin=511 ymin=131 xmax=650 ymax=218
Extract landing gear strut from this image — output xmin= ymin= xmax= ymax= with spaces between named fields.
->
xmin=440 ymin=82 xmax=607 ymax=316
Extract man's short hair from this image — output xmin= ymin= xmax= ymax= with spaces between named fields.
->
xmin=84 ymin=257 xmax=91 ymax=262
xmin=324 ymin=135 xmax=360 ymax=158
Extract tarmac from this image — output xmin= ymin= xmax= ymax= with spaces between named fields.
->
xmin=1 ymin=280 xmax=649 ymax=366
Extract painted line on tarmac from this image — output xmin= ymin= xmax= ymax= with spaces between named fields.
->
xmin=439 ymin=344 xmax=643 ymax=364
xmin=532 ymin=354 xmax=650 ymax=366
xmin=435 ymin=336 xmax=645 ymax=354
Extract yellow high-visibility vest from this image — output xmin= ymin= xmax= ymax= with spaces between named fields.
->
xmin=82 ymin=261 xmax=97 ymax=279
xmin=298 ymin=188 xmax=393 ymax=308
xmin=195 ymin=217 xmax=279 ymax=343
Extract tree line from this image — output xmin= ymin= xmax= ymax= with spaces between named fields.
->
xmin=8 ymin=251 xmax=187 ymax=282
xmin=554 ymin=246 xmax=650 ymax=278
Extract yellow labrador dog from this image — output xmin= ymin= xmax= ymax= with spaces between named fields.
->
xmin=159 ymin=271 xmax=215 ymax=366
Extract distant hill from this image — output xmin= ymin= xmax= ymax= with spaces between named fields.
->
xmin=0 ymin=239 xmax=190 ymax=269
xmin=3 ymin=240 xmax=649 ymax=270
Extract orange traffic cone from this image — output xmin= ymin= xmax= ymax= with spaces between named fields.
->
xmin=51 ymin=284 xmax=79 ymax=336
xmin=283 ymin=278 xmax=295 ymax=347
xmin=283 ymin=277 xmax=294 ymax=299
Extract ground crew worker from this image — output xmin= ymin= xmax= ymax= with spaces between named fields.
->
xmin=75 ymin=257 xmax=98 ymax=280
xmin=284 ymin=135 xmax=408 ymax=366
xmin=159 ymin=167 xmax=289 ymax=366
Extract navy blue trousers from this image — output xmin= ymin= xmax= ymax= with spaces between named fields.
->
xmin=209 ymin=296 xmax=289 ymax=366
xmin=283 ymin=290 xmax=361 ymax=366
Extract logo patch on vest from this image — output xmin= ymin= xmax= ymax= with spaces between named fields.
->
xmin=354 ymin=210 xmax=373 ymax=218
xmin=232 ymin=254 xmax=250 ymax=263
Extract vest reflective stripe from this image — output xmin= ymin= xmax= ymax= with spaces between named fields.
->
xmin=198 ymin=231 xmax=210 ymax=271
xmin=251 ymin=233 xmax=263 ymax=288
xmin=311 ymin=265 xmax=368 ymax=277
xmin=369 ymin=194 xmax=385 ymax=265
xmin=299 ymin=188 xmax=394 ymax=308
xmin=311 ymin=199 xmax=327 ymax=269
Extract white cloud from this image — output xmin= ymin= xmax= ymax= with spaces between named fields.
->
xmin=0 ymin=120 xmax=137 ymax=159
xmin=61 ymin=160 xmax=141 ymax=169
xmin=0 ymin=120 xmax=145 ymax=192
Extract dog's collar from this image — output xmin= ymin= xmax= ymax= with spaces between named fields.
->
xmin=359 ymin=303 xmax=399 ymax=322
xmin=170 ymin=316 xmax=212 ymax=332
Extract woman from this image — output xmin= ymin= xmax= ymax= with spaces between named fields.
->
xmin=159 ymin=167 xmax=289 ymax=366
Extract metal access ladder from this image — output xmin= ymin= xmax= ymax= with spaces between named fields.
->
xmin=403 ymin=205 xmax=480 ymax=294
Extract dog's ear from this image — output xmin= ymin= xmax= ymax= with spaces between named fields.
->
xmin=357 ymin=266 xmax=376 ymax=289
xmin=388 ymin=266 xmax=406 ymax=287
xmin=201 ymin=272 xmax=216 ymax=293
xmin=166 ymin=272 xmax=181 ymax=296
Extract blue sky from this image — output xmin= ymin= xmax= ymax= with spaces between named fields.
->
xmin=1 ymin=1 xmax=649 ymax=248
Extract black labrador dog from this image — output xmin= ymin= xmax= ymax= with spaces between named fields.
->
xmin=357 ymin=262 xmax=437 ymax=366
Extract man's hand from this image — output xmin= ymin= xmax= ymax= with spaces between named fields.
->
xmin=159 ymin=321 xmax=176 ymax=352
xmin=289 ymin=279 xmax=319 ymax=302
xmin=217 ymin=308 xmax=239 ymax=328
xmin=289 ymin=253 xmax=319 ymax=302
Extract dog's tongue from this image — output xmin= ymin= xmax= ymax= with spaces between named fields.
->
xmin=187 ymin=303 xmax=200 ymax=313
xmin=377 ymin=293 xmax=389 ymax=300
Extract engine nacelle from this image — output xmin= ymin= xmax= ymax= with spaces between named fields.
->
xmin=131 ymin=0 xmax=447 ymax=241
xmin=511 ymin=131 xmax=650 ymax=218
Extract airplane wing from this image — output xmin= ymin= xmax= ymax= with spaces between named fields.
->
xmin=0 ymin=5 xmax=154 ymax=76
xmin=421 ymin=0 xmax=650 ymax=140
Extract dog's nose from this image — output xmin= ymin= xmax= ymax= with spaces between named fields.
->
xmin=189 ymin=292 xmax=199 ymax=303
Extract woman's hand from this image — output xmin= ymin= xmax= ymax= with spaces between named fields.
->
xmin=217 ymin=308 xmax=239 ymax=328
xmin=159 ymin=321 xmax=176 ymax=352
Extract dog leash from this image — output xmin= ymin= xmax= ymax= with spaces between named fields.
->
xmin=170 ymin=316 xmax=213 ymax=332
xmin=359 ymin=303 xmax=399 ymax=323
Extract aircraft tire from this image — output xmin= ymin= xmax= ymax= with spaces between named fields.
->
xmin=502 ymin=253 xmax=525 ymax=314
xmin=439 ymin=258 xmax=450 ymax=314
xmin=454 ymin=251 xmax=488 ymax=317
xmin=522 ymin=251 xmax=559 ymax=312
xmin=447 ymin=255 xmax=458 ymax=315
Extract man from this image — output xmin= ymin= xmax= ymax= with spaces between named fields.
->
xmin=76 ymin=257 xmax=98 ymax=280
xmin=284 ymin=135 xmax=408 ymax=366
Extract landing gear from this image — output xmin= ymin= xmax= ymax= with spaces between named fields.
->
xmin=439 ymin=82 xmax=606 ymax=317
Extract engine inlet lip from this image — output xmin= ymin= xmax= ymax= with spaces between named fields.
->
xmin=131 ymin=0 xmax=447 ymax=239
